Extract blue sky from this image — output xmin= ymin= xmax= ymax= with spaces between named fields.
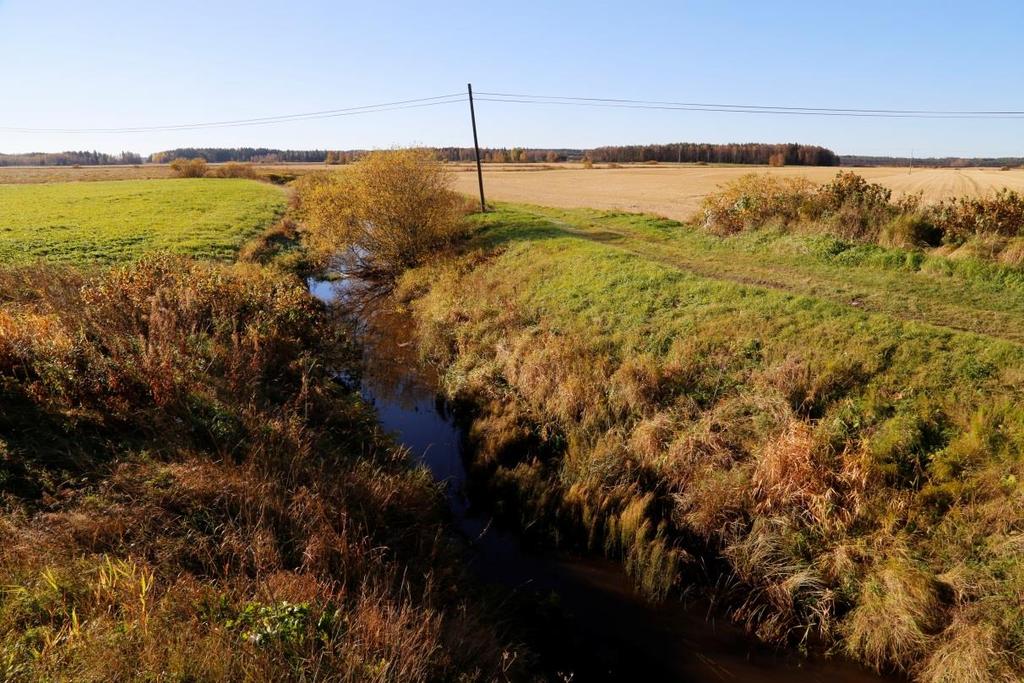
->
xmin=1 ymin=0 xmax=1022 ymax=156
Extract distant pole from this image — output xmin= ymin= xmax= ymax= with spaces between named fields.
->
xmin=467 ymin=83 xmax=486 ymax=212
xmin=909 ymin=149 xmax=914 ymax=174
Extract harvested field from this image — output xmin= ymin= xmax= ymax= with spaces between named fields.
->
xmin=450 ymin=164 xmax=1024 ymax=220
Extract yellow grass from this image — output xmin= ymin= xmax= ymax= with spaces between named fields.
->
xmin=450 ymin=163 xmax=1024 ymax=221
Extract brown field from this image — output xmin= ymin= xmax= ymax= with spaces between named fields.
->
xmin=451 ymin=163 xmax=1024 ymax=221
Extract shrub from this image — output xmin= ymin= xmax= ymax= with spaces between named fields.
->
xmin=211 ymin=161 xmax=259 ymax=179
xmin=699 ymin=173 xmax=816 ymax=235
xmin=930 ymin=189 xmax=1024 ymax=243
xmin=816 ymin=172 xmax=895 ymax=240
xmin=169 ymin=156 xmax=209 ymax=178
xmin=297 ymin=148 xmax=464 ymax=280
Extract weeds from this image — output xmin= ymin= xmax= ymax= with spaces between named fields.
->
xmin=701 ymin=170 xmax=1024 ymax=259
xmin=0 ymin=255 xmax=526 ymax=681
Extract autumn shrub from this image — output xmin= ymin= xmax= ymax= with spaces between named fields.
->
xmin=930 ymin=189 xmax=1024 ymax=243
xmin=169 ymin=156 xmax=209 ymax=178
xmin=296 ymin=149 xmax=464 ymax=280
xmin=700 ymin=173 xmax=817 ymax=234
xmin=701 ymin=171 xmax=949 ymax=247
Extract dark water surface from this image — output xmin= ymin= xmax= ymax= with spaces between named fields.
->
xmin=310 ymin=278 xmax=895 ymax=683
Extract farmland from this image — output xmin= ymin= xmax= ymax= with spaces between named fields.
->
xmin=0 ymin=178 xmax=286 ymax=263
xmin=451 ymin=163 xmax=1024 ymax=220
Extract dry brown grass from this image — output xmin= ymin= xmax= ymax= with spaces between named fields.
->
xmin=449 ymin=163 xmax=1024 ymax=220
xmin=0 ymin=256 xmax=525 ymax=681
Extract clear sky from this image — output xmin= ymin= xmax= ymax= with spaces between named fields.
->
xmin=1 ymin=0 xmax=1022 ymax=157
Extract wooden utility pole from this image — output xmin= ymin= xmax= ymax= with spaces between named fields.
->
xmin=467 ymin=83 xmax=486 ymax=212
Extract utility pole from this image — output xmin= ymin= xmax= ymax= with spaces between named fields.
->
xmin=909 ymin=149 xmax=914 ymax=174
xmin=467 ymin=83 xmax=486 ymax=212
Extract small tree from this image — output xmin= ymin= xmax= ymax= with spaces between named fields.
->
xmin=298 ymin=148 xmax=464 ymax=280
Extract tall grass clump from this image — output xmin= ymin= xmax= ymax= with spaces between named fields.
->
xmin=296 ymin=148 xmax=466 ymax=280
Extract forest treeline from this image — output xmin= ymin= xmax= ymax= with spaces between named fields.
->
xmin=843 ymin=155 xmax=1024 ymax=168
xmin=8 ymin=146 xmax=1024 ymax=168
xmin=92 ymin=144 xmax=845 ymax=167
xmin=0 ymin=150 xmax=143 ymax=166
xmin=589 ymin=142 xmax=839 ymax=165
xmin=148 ymin=148 xmax=330 ymax=163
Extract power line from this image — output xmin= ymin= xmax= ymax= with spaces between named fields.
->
xmin=5 ymin=87 xmax=1024 ymax=135
xmin=0 ymin=93 xmax=466 ymax=134
xmin=474 ymin=91 xmax=1024 ymax=119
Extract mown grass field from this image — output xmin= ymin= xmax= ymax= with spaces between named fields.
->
xmin=402 ymin=202 xmax=1024 ymax=680
xmin=0 ymin=178 xmax=286 ymax=263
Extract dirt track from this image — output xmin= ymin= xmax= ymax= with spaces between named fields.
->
xmin=451 ymin=164 xmax=1024 ymax=221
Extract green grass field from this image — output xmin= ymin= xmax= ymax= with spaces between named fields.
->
xmin=0 ymin=178 xmax=286 ymax=264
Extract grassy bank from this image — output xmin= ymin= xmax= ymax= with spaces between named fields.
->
xmin=398 ymin=203 xmax=1024 ymax=681
xmin=0 ymin=177 xmax=532 ymax=680
xmin=0 ymin=179 xmax=286 ymax=263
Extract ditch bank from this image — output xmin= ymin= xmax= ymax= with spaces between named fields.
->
xmin=311 ymin=276 xmax=893 ymax=683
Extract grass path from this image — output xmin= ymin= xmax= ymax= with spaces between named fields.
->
xmin=490 ymin=203 xmax=1024 ymax=344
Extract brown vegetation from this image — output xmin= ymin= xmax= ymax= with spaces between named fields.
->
xmin=169 ymin=156 xmax=210 ymax=178
xmin=0 ymin=255 xmax=525 ymax=681
xmin=700 ymin=171 xmax=1024 ymax=254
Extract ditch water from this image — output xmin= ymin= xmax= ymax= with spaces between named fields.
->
xmin=310 ymin=277 xmax=894 ymax=683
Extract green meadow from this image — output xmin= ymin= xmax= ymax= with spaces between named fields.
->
xmin=0 ymin=178 xmax=286 ymax=264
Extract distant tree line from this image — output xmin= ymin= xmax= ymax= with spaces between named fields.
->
xmin=588 ymin=142 xmax=840 ymax=166
xmin=148 ymin=148 xmax=331 ymax=163
xmin=840 ymin=155 xmax=1024 ymax=168
xmin=11 ymin=146 xmax=1021 ymax=169
xmin=432 ymin=147 xmax=583 ymax=163
xmin=0 ymin=150 xmax=143 ymax=166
